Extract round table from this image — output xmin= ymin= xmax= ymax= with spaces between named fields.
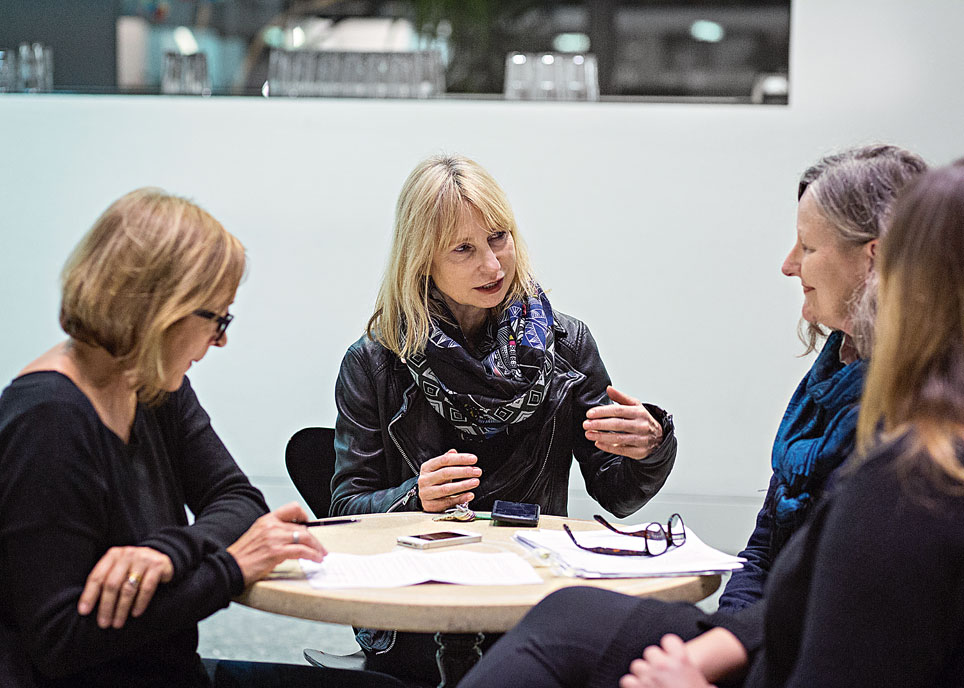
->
xmin=237 ymin=512 xmax=721 ymax=685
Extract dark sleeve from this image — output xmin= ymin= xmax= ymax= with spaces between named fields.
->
xmin=0 ymin=402 xmax=245 ymax=679
xmin=717 ymin=475 xmax=778 ymax=611
xmin=139 ymin=379 xmax=268 ymax=580
xmin=331 ymin=345 xmax=419 ymax=516
xmin=781 ymin=459 xmax=964 ymax=688
xmin=567 ymin=320 xmax=676 ymax=518
xmin=706 ymin=600 xmax=767 ymax=658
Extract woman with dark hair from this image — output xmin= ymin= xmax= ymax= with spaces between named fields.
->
xmin=459 ymin=144 xmax=926 ymax=688
xmin=621 ymin=161 xmax=964 ymax=688
xmin=0 ymin=189 xmax=327 ymax=687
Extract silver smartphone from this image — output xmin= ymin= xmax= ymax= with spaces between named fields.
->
xmin=396 ymin=530 xmax=482 ymax=549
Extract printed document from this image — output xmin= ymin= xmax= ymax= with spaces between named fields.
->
xmin=513 ymin=527 xmax=744 ymax=578
xmin=300 ymin=550 xmax=542 ymax=589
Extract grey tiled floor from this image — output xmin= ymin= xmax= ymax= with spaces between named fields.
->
xmin=198 ymin=605 xmax=360 ymax=665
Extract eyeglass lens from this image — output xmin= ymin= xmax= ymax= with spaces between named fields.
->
xmin=587 ymin=513 xmax=687 ymax=556
xmin=194 ymin=309 xmax=233 ymax=343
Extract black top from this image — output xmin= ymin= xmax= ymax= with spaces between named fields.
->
xmin=742 ymin=433 xmax=964 ymax=688
xmin=0 ymin=372 xmax=268 ymax=687
xmin=332 ymin=311 xmax=676 ymax=518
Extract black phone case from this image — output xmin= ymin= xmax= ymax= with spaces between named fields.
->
xmin=491 ymin=500 xmax=540 ymax=527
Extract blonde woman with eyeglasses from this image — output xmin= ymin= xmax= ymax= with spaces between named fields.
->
xmin=0 ymin=189 xmax=326 ymax=687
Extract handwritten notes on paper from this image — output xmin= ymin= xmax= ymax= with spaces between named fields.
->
xmin=300 ymin=550 xmax=542 ymax=589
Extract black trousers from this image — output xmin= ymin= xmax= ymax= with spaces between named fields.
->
xmin=458 ymin=587 xmax=719 ymax=688
xmin=363 ymin=630 xmax=502 ymax=687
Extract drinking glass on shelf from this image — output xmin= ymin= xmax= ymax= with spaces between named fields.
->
xmin=388 ymin=52 xmax=414 ymax=98
xmin=342 ymin=52 xmax=369 ymax=97
xmin=415 ymin=50 xmax=444 ymax=98
xmin=0 ymin=50 xmax=16 ymax=93
xmin=17 ymin=42 xmax=53 ymax=93
xmin=504 ymin=53 xmax=533 ymax=100
xmin=266 ymin=49 xmax=290 ymax=96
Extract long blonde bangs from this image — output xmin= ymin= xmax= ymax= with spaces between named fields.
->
xmin=60 ymin=188 xmax=245 ymax=404
xmin=368 ymin=155 xmax=536 ymax=359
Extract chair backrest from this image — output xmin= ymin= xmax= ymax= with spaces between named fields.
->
xmin=285 ymin=427 xmax=336 ymax=518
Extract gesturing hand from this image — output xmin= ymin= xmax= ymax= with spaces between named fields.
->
xmin=620 ymin=635 xmax=715 ymax=688
xmin=584 ymin=386 xmax=663 ymax=460
xmin=77 ymin=546 xmax=174 ymax=629
xmin=227 ymin=502 xmax=327 ymax=587
xmin=418 ymin=449 xmax=482 ymax=513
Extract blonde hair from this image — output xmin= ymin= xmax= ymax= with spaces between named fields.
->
xmin=60 ymin=188 xmax=245 ymax=404
xmin=367 ymin=154 xmax=537 ymax=359
xmin=795 ymin=145 xmax=927 ymax=356
xmin=857 ymin=164 xmax=964 ymax=490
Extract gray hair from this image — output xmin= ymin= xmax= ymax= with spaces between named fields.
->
xmin=796 ymin=144 xmax=927 ymax=357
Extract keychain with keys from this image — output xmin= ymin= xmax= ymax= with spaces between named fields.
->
xmin=432 ymin=503 xmax=493 ymax=522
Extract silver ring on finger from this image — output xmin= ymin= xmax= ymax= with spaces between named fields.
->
xmin=292 ymin=530 xmax=300 ymax=544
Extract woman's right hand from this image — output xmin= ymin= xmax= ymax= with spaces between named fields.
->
xmin=620 ymin=635 xmax=715 ymax=688
xmin=418 ymin=449 xmax=482 ymax=512
xmin=77 ymin=545 xmax=174 ymax=629
xmin=227 ymin=502 xmax=327 ymax=586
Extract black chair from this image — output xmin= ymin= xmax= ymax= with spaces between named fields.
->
xmin=285 ymin=427 xmax=409 ymax=687
xmin=285 ymin=427 xmax=336 ymax=519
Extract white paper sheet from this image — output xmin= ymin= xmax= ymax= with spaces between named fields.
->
xmin=513 ymin=527 xmax=744 ymax=578
xmin=299 ymin=550 xmax=543 ymax=589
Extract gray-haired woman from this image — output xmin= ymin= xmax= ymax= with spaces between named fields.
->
xmin=459 ymin=144 xmax=926 ymax=688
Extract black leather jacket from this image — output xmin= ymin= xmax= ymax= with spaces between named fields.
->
xmin=331 ymin=311 xmax=676 ymax=519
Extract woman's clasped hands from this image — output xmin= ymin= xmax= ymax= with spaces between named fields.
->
xmin=584 ymin=386 xmax=663 ymax=460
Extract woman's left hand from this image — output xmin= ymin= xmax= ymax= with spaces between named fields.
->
xmin=584 ymin=386 xmax=663 ymax=460
xmin=77 ymin=546 xmax=174 ymax=629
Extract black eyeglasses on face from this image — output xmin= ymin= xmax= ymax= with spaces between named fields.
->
xmin=193 ymin=309 xmax=233 ymax=343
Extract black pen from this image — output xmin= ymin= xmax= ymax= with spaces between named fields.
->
xmin=294 ymin=518 xmax=360 ymax=527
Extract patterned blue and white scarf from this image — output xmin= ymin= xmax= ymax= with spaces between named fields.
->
xmin=406 ymin=286 xmax=555 ymax=438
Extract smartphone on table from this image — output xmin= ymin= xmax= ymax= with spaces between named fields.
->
xmin=491 ymin=500 xmax=540 ymax=527
xmin=396 ymin=531 xmax=482 ymax=549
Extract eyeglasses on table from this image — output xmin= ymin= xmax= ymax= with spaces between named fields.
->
xmin=563 ymin=513 xmax=686 ymax=557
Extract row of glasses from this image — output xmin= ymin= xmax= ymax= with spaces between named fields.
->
xmin=504 ymin=52 xmax=599 ymax=101
xmin=0 ymin=43 xmax=54 ymax=93
xmin=161 ymin=52 xmax=211 ymax=96
xmin=266 ymin=49 xmax=445 ymax=98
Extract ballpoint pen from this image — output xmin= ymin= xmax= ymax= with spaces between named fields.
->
xmin=294 ymin=517 xmax=360 ymax=527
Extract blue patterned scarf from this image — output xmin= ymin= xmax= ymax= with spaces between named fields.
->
xmin=406 ymin=286 xmax=555 ymax=438
xmin=771 ymin=331 xmax=866 ymax=527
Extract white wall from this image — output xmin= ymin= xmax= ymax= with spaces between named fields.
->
xmin=2 ymin=0 xmax=963 ymax=552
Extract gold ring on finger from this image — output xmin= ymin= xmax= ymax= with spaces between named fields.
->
xmin=126 ymin=572 xmax=142 ymax=589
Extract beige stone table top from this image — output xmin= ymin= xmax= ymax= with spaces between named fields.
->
xmin=236 ymin=512 xmax=721 ymax=633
